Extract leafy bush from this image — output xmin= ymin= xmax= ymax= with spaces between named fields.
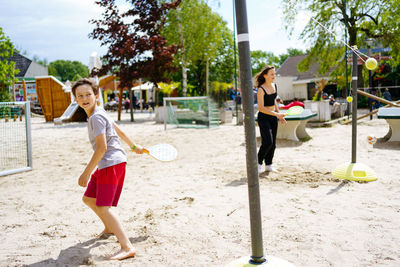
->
xmin=0 ymin=89 xmax=13 ymax=102
xmin=210 ymin=81 xmax=232 ymax=107
xmin=357 ymin=96 xmax=369 ymax=108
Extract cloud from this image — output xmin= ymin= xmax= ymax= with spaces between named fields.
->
xmin=0 ymin=0 xmax=309 ymax=65
xmin=0 ymin=0 xmax=106 ymax=64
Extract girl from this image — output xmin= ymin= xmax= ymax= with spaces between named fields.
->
xmin=256 ymin=66 xmax=286 ymax=173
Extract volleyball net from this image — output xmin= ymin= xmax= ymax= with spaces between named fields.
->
xmin=163 ymin=97 xmax=219 ymax=130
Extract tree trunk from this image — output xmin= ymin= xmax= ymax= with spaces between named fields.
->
xmin=177 ymin=7 xmax=187 ymax=97
xmin=182 ymin=58 xmax=187 ymax=97
xmin=129 ymin=89 xmax=134 ymax=122
xmin=206 ymin=56 xmax=209 ymax=95
xmin=118 ymin=87 xmax=123 ymax=121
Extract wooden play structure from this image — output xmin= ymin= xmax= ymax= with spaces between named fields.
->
xmin=36 ymin=76 xmax=117 ymax=123
xmin=99 ymin=75 xmax=118 ymax=103
xmin=35 ymin=75 xmax=138 ymax=123
xmin=35 ymin=76 xmax=72 ymax=122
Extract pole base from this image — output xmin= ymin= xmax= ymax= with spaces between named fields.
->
xmin=226 ymin=255 xmax=296 ymax=267
xmin=332 ymin=162 xmax=378 ymax=182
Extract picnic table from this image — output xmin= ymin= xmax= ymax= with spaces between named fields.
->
xmin=277 ymin=109 xmax=317 ymax=141
xmin=377 ymin=108 xmax=400 ymax=142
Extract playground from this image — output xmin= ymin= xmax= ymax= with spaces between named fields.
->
xmin=1 ymin=111 xmax=399 ymax=266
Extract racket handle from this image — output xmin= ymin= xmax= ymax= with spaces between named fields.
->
xmin=143 ymin=148 xmax=150 ymax=155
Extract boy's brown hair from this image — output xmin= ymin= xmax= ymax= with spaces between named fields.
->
xmin=71 ymin=78 xmax=99 ymax=97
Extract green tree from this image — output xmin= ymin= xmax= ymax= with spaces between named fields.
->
xmin=187 ymin=26 xmax=235 ymax=96
xmin=209 ymin=26 xmax=235 ymax=83
xmin=360 ymin=1 xmax=400 ymax=63
xmin=158 ymin=81 xmax=181 ymax=95
xmin=282 ymin=0 xmax=400 ymax=88
xmin=32 ymin=55 xmax=49 ymax=67
xmin=162 ymin=0 xmax=227 ymax=96
xmin=250 ymin=50 xmax=279 ymax=76
xmin=48 ymin=60 xmax=89 ymax=82
xmin=209 ymin=81 xmax=232 ymax=107
xmin=278 ymin=48 xmax=305 ymax=66
xmin=0 ymin=28 xmax=18 ymax=101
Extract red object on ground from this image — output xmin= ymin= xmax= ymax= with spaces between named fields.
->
xmin=280 ymin=101 xmax=305 ymax=110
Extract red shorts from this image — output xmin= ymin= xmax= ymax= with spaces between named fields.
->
xmin=84 ymin=162 xmax=126 ymax=207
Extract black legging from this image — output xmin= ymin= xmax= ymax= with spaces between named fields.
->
xmin=257 ymin=113 xmax=278 ymax=165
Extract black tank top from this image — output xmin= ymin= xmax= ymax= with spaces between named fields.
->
xmin=259 ymin=84 xmax=277 ymax=106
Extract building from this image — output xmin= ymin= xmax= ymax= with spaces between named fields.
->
xmin=8 ymin=52 xmax=48 ymax=102
xmin=275 ymin=55 xmax=339 ymax=101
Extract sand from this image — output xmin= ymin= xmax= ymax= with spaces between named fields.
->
xmin=1 ymin=111 xmax=399 ymax=266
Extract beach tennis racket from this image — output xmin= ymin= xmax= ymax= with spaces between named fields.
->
xmin=143 ymin=144 xmax=177 ymax=162
xmin=285 ymin=106 xmax=304 ymax=116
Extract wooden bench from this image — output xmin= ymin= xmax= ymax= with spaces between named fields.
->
xmin=277 ymin=109 xmax=317 ymax=141
xmin=377 ymin=108 xmax=400 ymax=142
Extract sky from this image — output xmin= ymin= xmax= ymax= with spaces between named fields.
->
xmin=0 ymin=0 xmax=308 ymax=66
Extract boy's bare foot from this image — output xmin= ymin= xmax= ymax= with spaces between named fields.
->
xmin=96 ymin=229 xmax=113 ymax=239
xmin=108 ymin=248 xmax=136 ymax=260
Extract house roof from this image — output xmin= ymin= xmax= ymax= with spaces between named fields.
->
xmin=9 ymin=52 xmax=32 ymax=77
xmin=277 ymin=55 xmax=329 ymax=81
xmin=1 ymin=51 xmax=47 ymax=78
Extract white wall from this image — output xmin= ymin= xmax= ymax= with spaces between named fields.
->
xmin=275 ymin=76 xmax=308 ymax=100
xmin=275 ymin=76 xmax=295 ymax=101
xmin=292 ymin=83 xmax=308 ymax=99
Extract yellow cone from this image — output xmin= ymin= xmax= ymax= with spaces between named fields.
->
xmin=333 ymin=162 xmax=378 ymax=182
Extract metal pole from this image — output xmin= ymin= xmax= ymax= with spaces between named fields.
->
xmin=129 ymin=89 xmax=134 ymax=122
xmin=344 ymin=0 xmax=350 ymax=119
xmin=351 ymin=49 xmax=358 ymax=163
xmin=25 ymin=101 xmax=33 ymax=169
xmin=235 ymin=0 xmax=265 ymax=263
xmin=366 ymin=41 xmax=374 ymax=120
xmin=368 ymin=54 xmax=373 ymax=120
xmin=233 ymin=0 xmax=239 ymax=124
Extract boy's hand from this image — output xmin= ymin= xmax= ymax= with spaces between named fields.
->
xmin=78 ymin=173 xmax=90 ymax=187
xmin=131 ymin=144 xmax=144 ymax=154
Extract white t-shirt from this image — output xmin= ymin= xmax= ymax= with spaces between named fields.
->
xmin=88 ymin=107 xmax=127 ymax=169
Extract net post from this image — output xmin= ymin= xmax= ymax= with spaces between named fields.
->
xmin=163 ymin=98 xmax=167 ymax=131
xmin=25 ymin=101 xmax=33 ymax=169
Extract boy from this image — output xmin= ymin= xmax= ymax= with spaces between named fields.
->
xmin=72 ymin=78 xmax=143 ymax=260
